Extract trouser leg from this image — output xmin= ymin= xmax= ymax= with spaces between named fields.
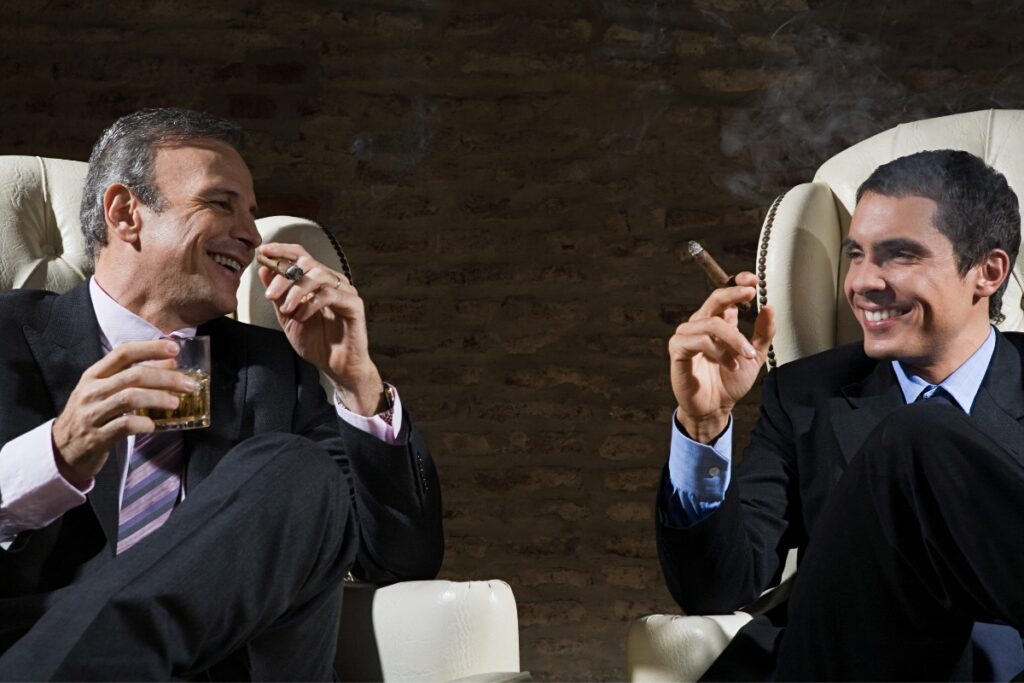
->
xmin=0 ymin=432 xmax=357 ymax=682
xmin=777 ymin=404 xmax=1024 ymax=681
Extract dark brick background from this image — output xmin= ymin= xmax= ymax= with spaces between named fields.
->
xmin=4 ymin=0 xmax=1024 ymax=679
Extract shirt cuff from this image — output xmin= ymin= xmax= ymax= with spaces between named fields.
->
xmin=0 ymin=420 xmax=92 ymax=545
xmin=334 ymin=383 xmax=403 ymax=445
xmin=663 ymin=412 xmax=733 ymax=525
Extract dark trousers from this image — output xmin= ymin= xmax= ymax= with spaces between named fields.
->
xmin=0 ymin=432 xmax=357 ymax=681
xmin=777 ymin=403 xmax=1024 ymax=680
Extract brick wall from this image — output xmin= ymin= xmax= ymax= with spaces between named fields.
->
xmin=3 ymin=0 xmax=1024 ymax=678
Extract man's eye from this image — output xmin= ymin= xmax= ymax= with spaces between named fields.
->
xmin=210 ymin=200 xmax=230 ymax=210
xmin=845 ymin=250 xmax=863 ymax=260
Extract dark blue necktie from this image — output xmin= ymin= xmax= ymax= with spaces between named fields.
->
xmin=916 ymin=385 xmax=957 ymax=409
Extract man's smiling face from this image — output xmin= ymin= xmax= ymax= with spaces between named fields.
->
xmin=843 ymin=192 xmax=994 ymax=383
xmin=131 ymin=139 xmax=261 ymax=327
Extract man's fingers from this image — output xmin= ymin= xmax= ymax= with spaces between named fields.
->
xmin=302 ymin=281 xmax=363 ymax=323
xmin=672 ymin=317 xmax=756 ymax=363
xmin=68 ymin=362 xmax=191 ymax=418
xmin=257 ymin=264 xmax=276 ymax=289
xmin=670 ymin=332 xmax=741 ymax=371
xmin=730 ymin=271 xmax=759 ymax=288
xmin=691 ymin=271 xmax=759 ymax=320
xmin=691 ymin=285 xmax=757 ymax=320
xmin=70 ymin=364 xmax=194 ymax=436
xmin=87 ymin=339 xmax=179 ymax=379
xmin=271 ymin=266 xmax=362 ymax=322
xmin=276 ymin=269 xmax=326 ymax=313
xmin=257 ymin=241 xmax=307 ymax=263
xmin=751 ymin=304 xmax=777 ymax=353
xmin=101 ymin=364 xmax=196 ymax=395
xmin=142 ymin=358 xmax=179 ymax=370
xmin=81 ymin=387 xmax=181 ymax=430
xmin=258 ymin=243 xmax=337 ymax=301
xmin=101 ymin=414 xmax=159 ymax=443
xmin=112 ymin=387 xmax=182 ymax=415
xmin=258 ymin=242 xmax=357 ymax=322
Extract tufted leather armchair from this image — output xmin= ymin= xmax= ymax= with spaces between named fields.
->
xmin=0 ymin=154 xmax=526 ymax=683
xmin=627 ymin=109 xmax=1024 ymax=682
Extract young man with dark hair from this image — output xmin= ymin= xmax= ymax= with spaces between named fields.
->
xmin=0 ymin=108 xmax=442 ymax=680
xmin=661 ymin=149 xmax=1024 ymax=680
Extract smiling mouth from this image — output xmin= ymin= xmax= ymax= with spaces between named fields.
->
xmin=209 ymin=252 xmax=243 ymax=273
xmin=863 ymin=307 xmax=910 ymax=322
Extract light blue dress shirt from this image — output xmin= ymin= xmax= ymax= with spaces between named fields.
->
xmin=662 ymin=327 xmax=997 ymax=525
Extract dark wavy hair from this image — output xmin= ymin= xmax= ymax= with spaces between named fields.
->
xmin=80 ymin=108 xmax=245 ymax=265
xmin=857 ymin=149 xmax=1021 ymax=323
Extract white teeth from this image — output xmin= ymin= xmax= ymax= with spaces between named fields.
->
xmin=211 ymin=254 xmax=241 ymax=272
xmin=865 ymin=309 xmax=903 ymax=322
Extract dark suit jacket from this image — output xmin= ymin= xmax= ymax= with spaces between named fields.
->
xmin=656 ymin=331 xmax=1024 ymax=671
xmin=0 ymin=283 xmax=443 ymax=615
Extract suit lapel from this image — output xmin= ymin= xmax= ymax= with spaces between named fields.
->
xmin=184 ymin=317 xmax=245 ymax=490
xmin=967 ymin=334 xmax=1024 ymax=462
xmin=829 ymin=360 xmax=906 ymax=465
xmin=22 ymin=284 xmax=122 ymax=545
xmin=22 ymin=284 xmax=102 ymax=418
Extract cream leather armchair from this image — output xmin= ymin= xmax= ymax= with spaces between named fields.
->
xmin=0 ymin=155 xmax=526 ymax=683
xmin=627 ymin=109 xmax=1024 ymax=682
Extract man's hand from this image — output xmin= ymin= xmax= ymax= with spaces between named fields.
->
xmin=668 ymin=271 xmax=775 ymax=443
xmin=257 ymin=242 xmax=385 ymax=416
xmin=51 ymin=340 xmax=194 ymax=483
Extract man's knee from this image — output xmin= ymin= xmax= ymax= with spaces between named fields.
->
xmin=226 ymin=431 xmax=339 ymax=477
xmin=198 ymin=432 xmax=351 ymax=516
xmin=852 ymin=403 xmax=1020 ymax=512
xmin=861 ymin=403 xmax=985 ymax=475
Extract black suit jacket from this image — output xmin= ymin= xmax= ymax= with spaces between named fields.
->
xmin=656 ymin=331 xmax=1024 ymax=667
xmin=0 ymin=283 xmax=443 ymax=605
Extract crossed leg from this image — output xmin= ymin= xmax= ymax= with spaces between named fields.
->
xmin=777 ymin=403 xmax=1024 ymax=680
xmin=0 ymin=432 xmax=357 ymax=681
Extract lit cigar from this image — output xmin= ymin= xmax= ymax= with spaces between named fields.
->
xmin=255 ymin=250 xmax=304 ymax=281
xmin=688 ymin=241 xmax=752 ymax=313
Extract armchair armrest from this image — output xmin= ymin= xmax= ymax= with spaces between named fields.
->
xmin=338 ymin=579 xmax=526 ymax=683
xmin=628 ymin=552 xmax=797 ymax=682
xmin=626 ymin=612 xmax=752 ymax=683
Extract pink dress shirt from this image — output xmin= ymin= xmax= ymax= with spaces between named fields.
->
xmin=0 ymin=278 xmax=401 ymax=546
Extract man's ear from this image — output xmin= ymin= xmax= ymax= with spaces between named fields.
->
xmin=974 ymin=248 xmax=1012 ymax=298
xmin=103 ymin=183 xmax=142 ymax=245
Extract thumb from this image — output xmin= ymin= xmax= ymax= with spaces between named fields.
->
xmin=751 ymin=305 xmax=776 ymax=355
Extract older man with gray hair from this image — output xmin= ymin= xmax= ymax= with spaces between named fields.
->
xmin=0 ymin=108 xmax=442 ymax=680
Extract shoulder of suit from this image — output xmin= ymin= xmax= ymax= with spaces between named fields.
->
xmin=998 ymin=329 xmax=1024 ymax=349
xmin=0 ymin=288 xmax=61 ymax=327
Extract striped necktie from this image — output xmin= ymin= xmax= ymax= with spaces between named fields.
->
xmin=116 ymin=430 xmax=184 ymax=554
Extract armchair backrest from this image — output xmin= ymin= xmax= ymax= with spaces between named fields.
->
xmin=0 ymin=156 xmax=91 ymax=293
xmin=757 ymin=109 xmax=1024 ymax=368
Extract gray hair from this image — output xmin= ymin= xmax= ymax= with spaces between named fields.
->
xmin=80 ymin=108 xmax=245 ymax=265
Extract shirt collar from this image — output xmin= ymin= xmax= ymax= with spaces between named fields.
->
xmin=89 ymin=277 xmax=198 ymax=351
xmin=891 ymin=326 xmax=996 ymax=414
